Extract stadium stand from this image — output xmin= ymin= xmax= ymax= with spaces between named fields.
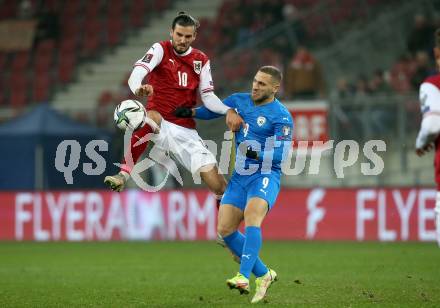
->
xmin=0 ymin=0 xmax=175 ymax=110
xmin=95 ymin=0 xmax=400 ymax=108
xmin=0 ymin=0 xmax=437 ymax=188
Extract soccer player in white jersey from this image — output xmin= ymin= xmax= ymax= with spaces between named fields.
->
xmin=415 ymin=28 xmax=440 ymax=247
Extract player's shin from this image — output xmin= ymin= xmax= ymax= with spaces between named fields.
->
xmin=239 ymin=226 xmax=263 ymax=279
xmin=105 ymin=121 xmax=156 ymax=192
xmin=223 ymin=230 xmax=268 ymax=277
xmin=120 ymin=121 xmax=155 ymax=174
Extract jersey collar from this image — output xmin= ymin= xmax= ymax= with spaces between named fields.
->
xmin=252 ymin=97 xmax=277 ymax=107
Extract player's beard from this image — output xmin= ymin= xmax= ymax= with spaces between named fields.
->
xmin=172 ymin=41 xmax=189 ymax=54
xmin=253 ymin=93 xmax=270 ymax=105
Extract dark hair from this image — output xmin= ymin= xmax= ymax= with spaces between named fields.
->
xmin=258 ymin=66 xmax=283 ymax=84
xmin=172 ymin=11 xmax=200 ymax=30
xmin=436 ymin=28 xmax=440 ymax=48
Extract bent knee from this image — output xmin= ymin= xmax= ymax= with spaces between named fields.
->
xmin=213 ymin=182 xmax=226 ymax=197
xmin=217 ymin=224 xmax=235 ymax=238
xmin=146 ymin=110 xmax=162 ymax=126
xmin=244 ymin=211 xmax=264 ymax=227
xmin=212 ymin=176 xmax=227 ymax=196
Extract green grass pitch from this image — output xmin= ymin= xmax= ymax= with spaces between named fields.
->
xmin=0 ymin=241 xmax=439 ymax=307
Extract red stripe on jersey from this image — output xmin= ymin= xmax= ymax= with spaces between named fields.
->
xmin=201 ymin=87 xmax=214 ymax=93
xmin=134 ymin=63 xmax=151 ymax=73
xmin=424 ymin=74 xmax=440 ymax=88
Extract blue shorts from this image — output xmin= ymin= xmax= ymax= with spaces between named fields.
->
xmin=221 ymin=172 xmax=280 ymax=211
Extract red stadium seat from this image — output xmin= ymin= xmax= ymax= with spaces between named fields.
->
xmin=107 ymin=0 xmax=124 ymax=17
xmin=121 ymin=72 xmax=131 ymax=86
xmin=98 ymin=91 xmax=114 ymax=106
xmin=153 ymin=0 xmax=169 ymax=11
xmin=129 ymin=0 xmax=145 ymax=28
xmin=9 ymin=71 xmax=28 ymax=91
xmin=107 ymin=30 xmax=121 ymax=47
xmin=0 ymin=1 xmax=16 ymax=20
xmin=10 ymin=92 xmax=27 ymax=109
xmin=58 ymin=65 xmax=75 ymax=84
xmin=62 ymin=19 xmax=83 ymax=37
xmin=32 ymin=74 xmax=51 ymax=102
xmin=7 ymin=74 xmax=28 ymax=109
xmin=82 ymin=20 xmax=104 ymax=53
xmin=57 ymin=54 xmax=76 ymax=84
xmin=82 ymin=33 xmax=101 ymax=57
xmin=0 ymin=91 xmax=5 ymax=106
xmin=34 ymin=53 xmax=53 ymax=74
xmin=0 ymin=52 xmax=8 ymax=70
xmin=59 ymin=37 xmax=77 ymax=54
xmin=84 ymin=19 xmax=104 ymax=33
xmin=85 ymin=1 xmax=101 ymax=19
xmin=42 ymin=0 xmax=60 ymax=12
xmin=11 ymin=51 xmax=30 ymax=72
xmin=36 ymin=39 xmax=55 ymax=57
xmin=107 ymin=17 xmax=123 ymax=46
xmin=61 ymin=1 xmax=82 ymax=20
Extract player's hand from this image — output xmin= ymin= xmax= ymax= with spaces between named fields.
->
xmin=135 ymin=84 xmax=154 ymax=97
xmin=415 ymin=143 xmax=434 ymax=156
xmin=245 ymin=145 xmax=259 ymax=160
xmin=174 ymin=107 xmax=194 ymax=118
xmin=226 ymin=109 xmax=244 ymax=132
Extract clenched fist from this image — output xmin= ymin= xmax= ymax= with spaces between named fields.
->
xmin=226 ymin=109 xmax=244 ymax=132
xmin=416 ymin=143 xmax=434 ymax=157
xmin=135 ymin=84 xmax=154 ymax=97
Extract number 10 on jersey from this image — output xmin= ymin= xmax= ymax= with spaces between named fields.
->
xmin=178 ymin=71 xmax=187 ymax=87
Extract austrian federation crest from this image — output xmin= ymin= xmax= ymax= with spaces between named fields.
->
xmin=193 ymin=60 xmax=202 ymax=74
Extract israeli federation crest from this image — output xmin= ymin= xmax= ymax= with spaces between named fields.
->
xmin=193 ymin=60 xmax=202 ymax=74
xmin=282 ymin=125 xmax=290 ymax=136
xmin=257 ymin=116 xmax=266 ymax=127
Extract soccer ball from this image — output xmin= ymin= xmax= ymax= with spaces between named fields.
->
xmin=114 ymin=100 xmax=146 ymax=130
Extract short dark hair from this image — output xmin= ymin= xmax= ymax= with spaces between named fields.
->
xmin=436 ymin=28 xmax=440 ymax=48
xmin=258 ymin=66 xmax=282 ymax=84
xmin=172 ymin=11 xmax=200 ymax=30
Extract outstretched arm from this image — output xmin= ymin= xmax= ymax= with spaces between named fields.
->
xmin=174 ymin=106 xmax=222 ymax=120
xmin=195 ymin=106 xmax=224 ymax=120
xmin=199 ymin=61 xmax=230 ymax=114
xmin=174 ymin=94 xmax=238 ymax=120
xmin=199 ymin=63 xmax=243 ymax=130
xmin=201 ymin=90 xmax=243 ymax=130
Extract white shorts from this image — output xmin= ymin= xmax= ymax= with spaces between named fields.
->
xmin=150 ymin=119 xmax=217 ymax=174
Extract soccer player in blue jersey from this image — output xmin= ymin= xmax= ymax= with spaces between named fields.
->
xmin=175 ymin=66 xmax=293 ymax=303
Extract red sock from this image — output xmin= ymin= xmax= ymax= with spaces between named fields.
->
xmin=120 ymin=123 xmax=154 ymax=174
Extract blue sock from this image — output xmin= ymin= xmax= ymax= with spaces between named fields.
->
xmin=239 ymin=226 xmax=263 ymax=279
xmin=223 ymin=230 xmax=268 ymax=278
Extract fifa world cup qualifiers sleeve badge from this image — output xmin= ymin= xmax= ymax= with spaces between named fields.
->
xmin=142 ymin=53 xmax=153 ymax=63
